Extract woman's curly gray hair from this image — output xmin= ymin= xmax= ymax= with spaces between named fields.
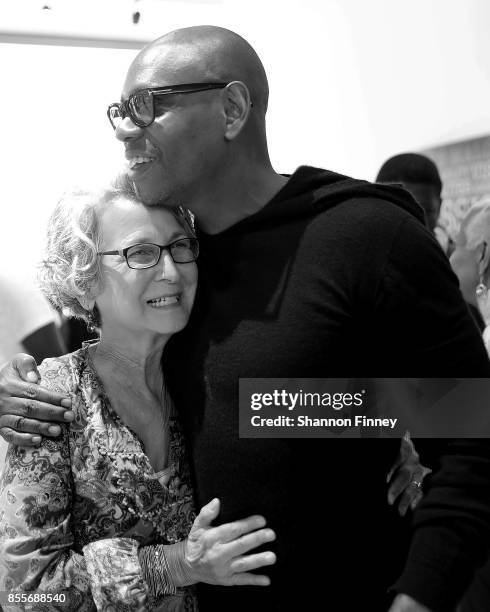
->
xmin=39 ymin=174 xmax=195 ymax=328
xmin=455 ymin=196 xmax=490 ymax=252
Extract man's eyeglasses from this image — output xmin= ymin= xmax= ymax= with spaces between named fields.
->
xmin=98 ymin=238 xmax=199 ymax=269
xmin=107 ymin=82 xmax=228 ymax=130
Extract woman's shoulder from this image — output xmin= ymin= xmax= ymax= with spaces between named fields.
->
xmin=38 ymin=344 xmax=98 ymax=430
xmin=38 ymin=345 xmax=91 ymax=394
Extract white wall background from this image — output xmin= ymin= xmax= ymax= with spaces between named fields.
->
xmin=1 ymin=0 xmax=490 ymax=276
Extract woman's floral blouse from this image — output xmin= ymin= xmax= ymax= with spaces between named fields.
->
xmin=0 ymin=345 xmax=197 ymax=611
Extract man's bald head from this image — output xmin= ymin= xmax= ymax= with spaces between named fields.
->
xmin=116 ymin=26 xmax=281 ymax=228
xmin=130 ymin=26 xmax=269 ymax=113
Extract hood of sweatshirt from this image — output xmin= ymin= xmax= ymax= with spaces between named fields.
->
xmin=225 ymin=165 xmax=426 ymax=232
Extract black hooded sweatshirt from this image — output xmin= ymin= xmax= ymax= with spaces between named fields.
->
xmin=164 ymin=166 xmax=490 ymax=611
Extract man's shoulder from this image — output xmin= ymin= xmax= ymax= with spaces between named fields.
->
xmin=287 ymin=165 xmax=423 ymax=225
xmin=308 ymin=194 xmax=418 ymax=238
xmin=299 ymin=197 xmax=433 ymax=280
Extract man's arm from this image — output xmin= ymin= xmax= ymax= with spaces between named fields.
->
xmin=392 ymin=439 xmax=490 ymax=611
xmin=0 ymin=354 xmax=73 ymax=446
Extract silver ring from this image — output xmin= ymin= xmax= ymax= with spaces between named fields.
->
xmin=410 ymin=479 xmax=423 ymax=489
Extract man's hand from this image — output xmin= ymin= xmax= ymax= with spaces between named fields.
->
xmin=389 ymin=593 xmax=433 ymax=612
xmin=0 ymin=353 xmax=73 ymax=446
xmin=387 ymin=432 xmax=432 ymax=516
xmin=182 ymin=498 xmax=276 ymax=586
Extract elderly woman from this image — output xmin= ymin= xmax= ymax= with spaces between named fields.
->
xmin=450 ymin=197 xmax=490 ymax=354
xmin=446 ymin=197 xmax=490 ymax=612
xmin=0 ymin=180 xmax=275 ymax=611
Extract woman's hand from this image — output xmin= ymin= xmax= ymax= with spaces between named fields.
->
xmin=387 ymin=432 xmax=432 ymax=516
xmin=182 ymin=498 xmax=276 ymax=586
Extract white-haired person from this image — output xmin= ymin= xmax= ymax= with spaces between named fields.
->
xmin=0 ymin=180 xmax=276 ymax=611
xmin=450 ymin=197 xmax=490 ymax=612
xmin=450 ymin=197 xmax=490 ymax=355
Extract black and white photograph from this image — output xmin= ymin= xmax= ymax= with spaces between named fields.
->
xmin=1 ymin=1 xmax=490 ymax=610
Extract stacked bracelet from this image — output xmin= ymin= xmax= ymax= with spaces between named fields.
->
xmin=163 ymin=540 xmax=195 ymax=587
xmin=139 ymin=538 xmax=196 ymax=607
xmin=139 ymin=544 xmax=177 ymax=601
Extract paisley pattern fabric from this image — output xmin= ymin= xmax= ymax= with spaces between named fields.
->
xmin=0 ymin=345 xmax=197 ymax=611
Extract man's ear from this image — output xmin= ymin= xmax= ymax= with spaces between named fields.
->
xmin=222 ymin=81 xmax=252 ymax=141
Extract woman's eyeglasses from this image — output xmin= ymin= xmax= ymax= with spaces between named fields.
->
xmin=98 ymin=237 xmax=199 ymax=269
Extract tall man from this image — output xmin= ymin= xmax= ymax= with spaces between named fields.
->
xmin=1 ymin=27 xmax=490 ymax=612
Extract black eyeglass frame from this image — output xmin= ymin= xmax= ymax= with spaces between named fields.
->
xmin=107 ymin=82 xmax=230 ymax=129
xmin=98 ymin=237 xmax=200 ymax=269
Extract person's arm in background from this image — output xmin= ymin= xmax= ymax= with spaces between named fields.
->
xmin=22 ymin=322 xmax=66 ymax=362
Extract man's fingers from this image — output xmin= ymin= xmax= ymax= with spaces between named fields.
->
xmin=397 ymin=475 xmax=426 ymax=516
xmin=388 ymin=468 xmax=412 ymax=505
xmin=398 ymin=487 xmax=423 ymax=517
xmin=0 ymin=397 xmax=74 ymax=425
xmin=230 ymin=551 xmax=276 ymax=574
xmin=11 ymin=354 xmax=40 ymax=383
xmin=386 ymin=455 xmax=403 ymax=483
xmin=0 ymin=414 xmax=65 ymax=437
xmin=0 ymin=381 xmax=71 ymax=414
xmin=229 ymin=572 xmax=271 ymax=586
xmin=410 ymin=489 xmax=424 ymax=511
xmin=0 ymin=427 xmax=42 ymax=447
xmin=213 ymin=515 xmax=267 ymax=544
xmin=398 ymin=492 xmax=412 ymax=517
xmin=387 ymin=433 xmax=418 ymax=483
xmin=25 ymin=383 xmax=71 ymax=408
xmin=222 ymin=528 xmax=276 ymax=558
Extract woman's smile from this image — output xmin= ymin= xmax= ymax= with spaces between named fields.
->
xmin=146 ymin=293 xmax=182 ymax=308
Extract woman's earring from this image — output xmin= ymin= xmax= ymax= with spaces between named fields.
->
xmin=476 ymin=243 xmax=489 ymax=299
xmin=476 ymin=282 xmax=488 ymax=299
xmin=87 ymin=310 xmax=97 ymax=334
